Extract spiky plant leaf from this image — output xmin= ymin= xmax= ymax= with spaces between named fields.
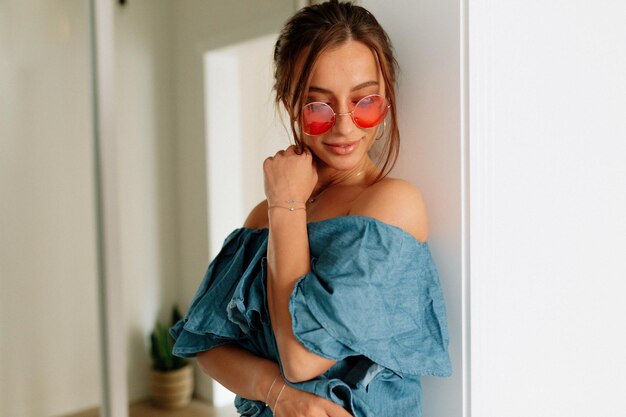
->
xmin=149 ymin=306 xmax=188 ymax=371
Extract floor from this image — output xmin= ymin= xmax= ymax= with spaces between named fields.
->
xmin=65 ymin=399 xmax=239 ymax=417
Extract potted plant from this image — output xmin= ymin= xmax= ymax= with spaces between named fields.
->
xmin=149 ymin=305 xmax=194 ymax=408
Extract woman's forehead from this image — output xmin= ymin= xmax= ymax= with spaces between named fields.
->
xmin=309 ymin=41 xmax=381 ymax=93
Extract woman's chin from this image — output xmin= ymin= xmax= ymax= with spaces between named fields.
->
xmin=314 ymin=153 xmax=368 ymax=173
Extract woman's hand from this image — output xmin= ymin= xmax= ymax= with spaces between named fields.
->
xmin=263 ymin=145 xmax=318 ymax=205
xmin=269 ymin=382 xmax=353 ymax=417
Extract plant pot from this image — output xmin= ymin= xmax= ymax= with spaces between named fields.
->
xmin=149 ymin=363 xmax=194 ymax=409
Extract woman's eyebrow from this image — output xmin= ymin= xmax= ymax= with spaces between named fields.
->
xmin=351 ymin=81 xmax=379 ymax=91
xmin=308 ymin=81 xmax=380 ymax=94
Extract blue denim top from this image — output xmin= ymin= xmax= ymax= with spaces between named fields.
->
xmin=170 ymin=215 xmax=451 ymax=417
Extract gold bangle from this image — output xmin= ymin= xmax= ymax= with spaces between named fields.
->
xmin=273 ymin=381 xmax=287 ymax=414
xmin=264 ymin=373 xmax=280 ymax=406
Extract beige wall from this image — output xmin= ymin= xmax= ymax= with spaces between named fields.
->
xmin=114 ymin=0 xmax=295 ymax=404
xmin=91 ymin=0 xmax=295 ymax=407
xmin=0 ymin=0 xmax=180 ymax=413
xmin=1 ymin=1 xmax=295 ymax=415
xmin=114 ymin=0 xmax=178 ymax=402
xmin=0 ymin=1 xmax=100 ymax=416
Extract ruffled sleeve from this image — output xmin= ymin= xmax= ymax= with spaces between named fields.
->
xmin=289 ymin=216 xmax=452 ymax=377
xmin=170 ymin=227 xmax=269 ymax=358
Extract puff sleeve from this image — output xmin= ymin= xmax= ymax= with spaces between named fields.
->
xmin=289 ymin=216 xmax=452 ymax=377
xmin=170 ymin=227 xmax=269 ymax=358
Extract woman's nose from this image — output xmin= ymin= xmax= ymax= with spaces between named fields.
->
xmin=333 ymin=108 xmax=356 ymax=135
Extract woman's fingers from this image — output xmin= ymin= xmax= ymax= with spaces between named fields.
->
xmin=270 ymin=383 xmax=353 ymax=417
xmin=273 ymin=144 xmax=312 ymax=158
xmin=263 ymin=144 xmax=317 ymax=202
xmin=262 ymin=156 xmax=273 ymax=170
xmin=300 ymin=145 xmax=312 ymax=157
xmin=324 ymin=401 xmax=354 ymax=417
xmin=284 ymin=144 xmax=299 ymax=155
xmin=272 ymin=145 xmax=299 ymax=158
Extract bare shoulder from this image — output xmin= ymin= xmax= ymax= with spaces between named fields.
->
xmin=243 ymin=199 xmax=269 ymax=229
xmin=348 ymin=177 xmax=429 ymax=243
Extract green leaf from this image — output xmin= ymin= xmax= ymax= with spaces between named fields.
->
xmin=148 ymin=306 xmax=188 ymax=371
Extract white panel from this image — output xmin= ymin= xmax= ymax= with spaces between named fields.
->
xmin=206 ymin=51 xmax=244 ymax=256
xmin=204 ymin=33 xmax=288 ymax=406
xmin=174 ymin=0 xmax=294 ymax=315
xmin=361 ymin=2 xmax=465 ymax=416
xmin=92 ymin=0 xmax=129 ymax=415
xmin=470 ymin=1 xmax=626 ymax=416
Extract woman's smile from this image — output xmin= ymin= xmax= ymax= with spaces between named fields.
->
xmin=322 ymin=139 xmax=361 ymax=155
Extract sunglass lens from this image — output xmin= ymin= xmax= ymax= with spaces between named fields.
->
xmin=353 ymin=95 xmax=388 ymax=129
xmin=303 ymin=103 xmax=334 ymax=136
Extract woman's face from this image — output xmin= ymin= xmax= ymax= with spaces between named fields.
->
xmin=301 ymin=40 xmax=385 ymax=173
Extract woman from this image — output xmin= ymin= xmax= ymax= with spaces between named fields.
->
xmin=171 ymin=1 xmax=451 ymax=416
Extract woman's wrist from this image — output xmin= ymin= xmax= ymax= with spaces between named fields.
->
xmin=268 ymin=204 xmax=306 ymax=212
xmin=260 ymin=373 xmax=287 ymax=411
xmin=266 ymin=196 xmax=307 ymax=212
xmin=270 ymin=379 xmax=287 ymax=413
xmin=267 ymin=204 xmax=307 ymax=225
xmin=264 ymin=373 xmax=281 ymax=405
xmin=251 ymin=362 xmax=280 ymax=402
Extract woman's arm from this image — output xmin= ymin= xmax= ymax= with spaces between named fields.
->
xmin=197 ymin=345 xmax=353 ymax=417
xmin=197 ymin=344 xmax=278 ymax=403
xmin=262 ymin=147 xmax=337 ymax=383
xmin=266 ymin=207 xmax=336 ymax=382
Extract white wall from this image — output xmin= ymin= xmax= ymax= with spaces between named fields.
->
xmin=361 ymin=1 xmax=466 ymax=416
xmin=0 ymin=2 xmax=101 ymax=416
xmin=205 ymin=34 xmax=290 ymax=260
xmin=174 ymin=0 xmax=295 ymax=306
xmin=469 ymin=2 xmax=626 ymax=416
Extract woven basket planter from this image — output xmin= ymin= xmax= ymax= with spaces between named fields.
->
xmin=149 ymin=363 xmax=194 ymax=409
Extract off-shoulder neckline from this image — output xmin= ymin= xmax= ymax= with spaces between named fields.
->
xmin=240 ymin=215 xmax=429 ymax=246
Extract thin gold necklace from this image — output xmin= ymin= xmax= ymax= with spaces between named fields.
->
xmin=307 ymin=187 xmax=328 ymax=204
xmin=308 ymin=169 xmax=368 ymax=204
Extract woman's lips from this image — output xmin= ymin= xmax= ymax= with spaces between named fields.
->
xmin=323 ymin=139 xmax=361 ymax=155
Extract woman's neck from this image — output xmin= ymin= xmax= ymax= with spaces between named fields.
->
xmin=312 ymin=157 xmax=380 ymax=195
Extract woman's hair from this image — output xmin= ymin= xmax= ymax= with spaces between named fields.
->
xmin=273 ymin=0 xmax=400 ymax=180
